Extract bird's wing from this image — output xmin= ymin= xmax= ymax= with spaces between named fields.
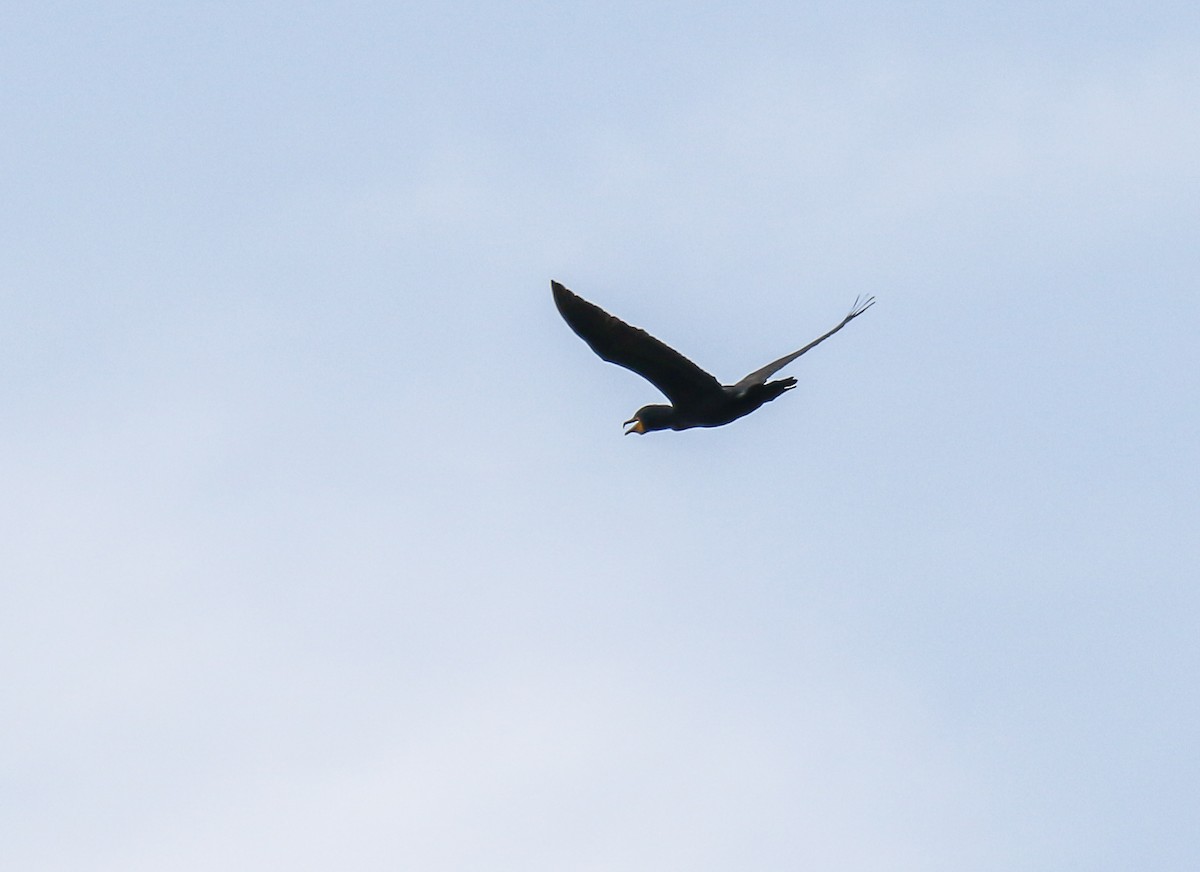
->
xmin=731 ymin=295 xmax=876 ymax=393
xmin=552 ymin=281 xmax=724 ymax=406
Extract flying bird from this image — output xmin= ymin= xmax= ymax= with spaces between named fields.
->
xmin=552 ymin=280 xmax=874 ymax=434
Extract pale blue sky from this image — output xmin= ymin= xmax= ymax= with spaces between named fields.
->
xmin=3 ymin=3 xmax=1198 ymax=870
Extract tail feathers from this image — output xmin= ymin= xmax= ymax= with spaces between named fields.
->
xmin=757 ymin=377 xmax=797 ymax=404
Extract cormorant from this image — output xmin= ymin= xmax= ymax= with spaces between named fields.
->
xmin=552 ymin=280 xmax=874 ymax=434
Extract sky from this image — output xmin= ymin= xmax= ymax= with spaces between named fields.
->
xmin=2 ymin=2 xmax=1198 ymax=870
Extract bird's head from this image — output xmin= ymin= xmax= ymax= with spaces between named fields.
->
xmin=623 ymin=404 xmax=675 ymax=435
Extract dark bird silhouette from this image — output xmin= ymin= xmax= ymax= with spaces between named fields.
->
xmin=552 ymin=280 xmax=874 ymax=434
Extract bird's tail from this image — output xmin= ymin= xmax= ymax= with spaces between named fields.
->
xmin=762 ymin=377 xmax=797 ymax=402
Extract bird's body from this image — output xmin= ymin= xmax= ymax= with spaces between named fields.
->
xmin=625 ymin=380 xmax=798 ymax=431
xmin=552 ymin=281 xmax=874 ymax=434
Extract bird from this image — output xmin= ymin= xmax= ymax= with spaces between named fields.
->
xmin=552 ymin=280 xmax=874 ymax=435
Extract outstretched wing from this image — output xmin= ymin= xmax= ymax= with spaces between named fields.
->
xmin=552 ymin=281 xmax=723 ymax=406
xmin=732 ymin=295 xmax=876 ymax=393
